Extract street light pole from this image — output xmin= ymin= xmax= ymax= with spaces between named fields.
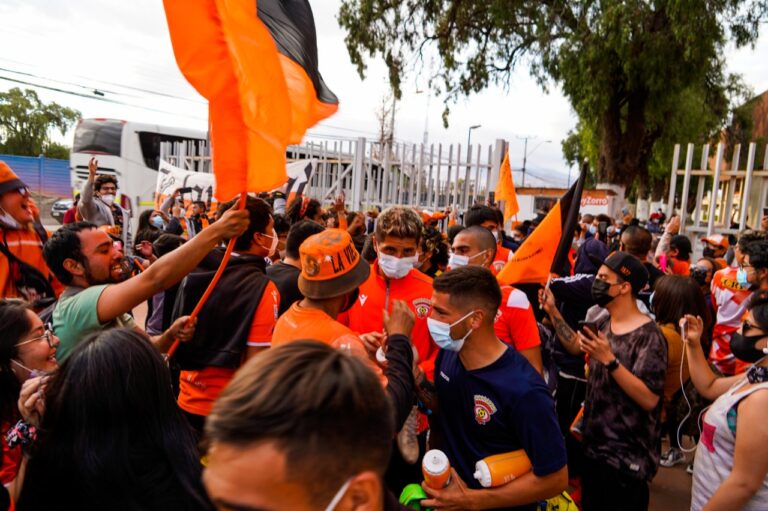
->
xmin=467 ymin=124 xmax=482 ymax=151
xmin=518 ymin=136 xmax=551 ymax=187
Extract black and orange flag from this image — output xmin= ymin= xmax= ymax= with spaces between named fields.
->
xmin=163 ymin=0 xmax=338 ymax=201
xmin=496 ymin=161 xmax=587 ymax=285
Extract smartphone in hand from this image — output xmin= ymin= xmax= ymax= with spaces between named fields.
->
xmin=578 ymin=320 xmax=598 ymax=337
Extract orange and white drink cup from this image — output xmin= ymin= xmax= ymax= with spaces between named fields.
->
xmin=422 ymin=449 xmax=451 ymax=489
xmin=473 ymin=450 xmax=532 ymax=488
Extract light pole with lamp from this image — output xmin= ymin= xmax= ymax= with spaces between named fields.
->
xmin=518 ymin=136 xmax=551 ymax=187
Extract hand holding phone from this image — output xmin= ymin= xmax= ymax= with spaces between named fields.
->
xmin=578 ymin=320 xmax=598 ymax=337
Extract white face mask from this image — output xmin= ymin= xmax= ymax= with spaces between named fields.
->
xmin=492 ymin=230 xmax=500 ymax=242
xmin=323 ymin=478 xmax=351 ymax=511
xmin=260 ymin=229 xmax=279 ymax=257
xmin=100 ymin=194 xmax=115 ymax=205
xmin=448 ymin=250 xmax=487 ymax=269
xmin=427 ymin=310 xmax=477 ymax=352
xmin=378 ymin=252 xmax=417 ymax=279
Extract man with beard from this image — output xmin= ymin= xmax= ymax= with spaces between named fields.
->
xmin=41 ymin=208 xmax=249 ymax=360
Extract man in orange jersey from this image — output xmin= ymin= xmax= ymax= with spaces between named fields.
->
xmin=272 ymin=228 xmax=417 ymax=434
xmin=0 ymin=161 xmax=62 ymax=304
xmin=171 ymin=196 xmax=280 ymax=439
xmin=448 ymin=226 xmax=543 ymax=373
xmin=701 ymin=234 xmax=730 ymax=268
xmin=463 ymin=204 xmax=513 ymax=274
xmin=710 ymin=230 xmax=768 ymax=375
xmin=339 ymin=206 xmax=435 ymax=474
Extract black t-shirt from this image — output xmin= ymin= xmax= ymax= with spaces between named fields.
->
xmin=644 ymin=262 xmax=665 ymax=289
xmin=266 ymin=262 xmax=303 ymax=316
xmin=583 ymin=318 xmax=667 ymax=481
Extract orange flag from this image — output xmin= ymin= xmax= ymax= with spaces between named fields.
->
xmin=495 ymin=151 xmax=519 ymax=222
xmin=496 ymin=162 xmax=587 ymax=285
xmin=163 ymin=0 xmax=338 ymax=202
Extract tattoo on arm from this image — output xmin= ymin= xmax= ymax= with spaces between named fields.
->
xmin=416 ymin=373 xmax=438 ymax=412
xmin=553 ymin=315 xmax=578 ymax=349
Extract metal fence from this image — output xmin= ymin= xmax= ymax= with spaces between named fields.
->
xmin=0 ymin=154 xmax=71 ymax=198
xmin=293 ymin=137 xmax=505 ymax=212
xmin=160 ymin=136 xmax=507 ymax=213
xmin=666 ymin=142 xmax=768 ymax=237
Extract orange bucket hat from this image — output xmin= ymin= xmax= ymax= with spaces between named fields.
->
xmin=0 ymin=161 xmax=27 ymax=195
xmin=298 ymin=229 xmax=370 ymax=299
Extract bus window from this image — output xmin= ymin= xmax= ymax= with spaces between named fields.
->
xmin=73 ymin=119 xmax=124 ymax=156
xmin=138 ymin=131 xmax=208 ymax=170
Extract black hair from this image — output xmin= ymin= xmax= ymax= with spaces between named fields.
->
xmin=464 ymin=205 xmax=498 ymax=228
xmin=218 ymin=196 xmax=273 ymax=252
xmin=670 ymin=235 xmax=693 ymax=261
xmin=621 ymin=225 xmax=652 ymax=258
xmin=42 ymin=222 xmax=97 ymax=285
xmin=361 ymin=234 xmax=378 ymax=263
xmin=458 ymin=226 xmax=497 ymax=261
xmin=0 ymin=300 xmax=32 ymax=425
xmin=286 ymin=196 xmax=322 ymax=224
xmin=749 ymin=290 xmax=768 ymax=332
xmin=737 ymin=230 xmax=768 ymax=251
xmin=447 ymin=224 xmax=466 ymax=245
xmin=433 ymin=266 xmax=502 ymax=321
xmin=192 ymin=200 xmax=207 ymax=211
xmin=273 ymin=213 xmax=290 ymax=235
xmin=744 ymin=240 xmax=768 ymax=271
xmin=93 ymin=175 xmax=117 ymax=193
xmin=207 ymin=341 xmax=393 ymax=505
xmin=653 ymin=276 xmax=711 ymax=334
xmin=136 ymin=210 xmax=154 ymax=233
xmin=285 ymin=220 xmax=325 ymax=259
xmin=420 ymin=225 xmax=450 ymax=272
xmin=152 ymin=234 xmax=186 ymax=258
xmin=16 ymin=329 xmax=211 ymax=510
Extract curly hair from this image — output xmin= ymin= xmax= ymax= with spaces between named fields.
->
xmin=374 ymin=206 xmax=422 ymax=243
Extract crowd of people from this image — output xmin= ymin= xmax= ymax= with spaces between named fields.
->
xmin=2 ymin=155 xmax=768 ymax=511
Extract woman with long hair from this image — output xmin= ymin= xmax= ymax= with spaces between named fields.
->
xmin=684 ymin=291 xmax=768 ymax=510
xmin=285 ymin=195 xmax=326 ymax=225
xmin=652 ymin=275 xmax=711 ymax=469
xmin=0 ymin=300 xmax=58 ymax=496
xmin=16 ymin=328 xmax=212 ymax=511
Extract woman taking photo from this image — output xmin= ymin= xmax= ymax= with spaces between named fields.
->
xmin=0 ymin=299 xmax=58 ymax=498
xmin=683 ymin=290 xmax=768 ymax=510
xmin=16 ymin=328 xmax=212 ymax=510
xmin=652 ymin=275 xmax=711 ymax=468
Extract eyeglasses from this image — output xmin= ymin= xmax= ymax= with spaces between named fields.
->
xmin=15 ymin=323 xmax=56 ymax=349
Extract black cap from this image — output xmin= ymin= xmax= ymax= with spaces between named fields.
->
xmin=589 ymin=251 xmax=649 ymax=295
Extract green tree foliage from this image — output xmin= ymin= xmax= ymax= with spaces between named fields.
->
xmin=0 ymin=88 xmax=80 ymax=159
xmin=338 ymin=0 xmax=768 ymax=189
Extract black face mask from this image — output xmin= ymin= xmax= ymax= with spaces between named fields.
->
xmin=731 ymin=324 xmax=767 ymax=363
xmin=341 ymin=288 xmax=360 ymax=313
xmin=690 ymin=268 xmax=709 ymax=287
xmin=702 ymin=247 xmax=716 ymax=258
xmin=591 ymin=279 xmax=617 ymax=307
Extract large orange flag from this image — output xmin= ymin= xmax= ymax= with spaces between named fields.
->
xmin=495 ymin=151 xmax=519 ymax=222
xmin=163 ymin=0 xmax=339 ymax=202
xmin=496 ymin=162 xmax=587 ymax=285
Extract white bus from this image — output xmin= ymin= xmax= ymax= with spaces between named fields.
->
xmin=70 ymin=118 xmax=209 ymax=232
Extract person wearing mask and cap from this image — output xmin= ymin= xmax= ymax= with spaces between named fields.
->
xmin=701 ymin=234 xmax=729 ymax=268
xmin=170 ymin=196 xmax=281 ymax=440
xmin=0 ymin=160 xmax=62 ymax=305
xmin=77 ymin=157 xmax=131 ymax=252
xmin=577 ymin=252 xmax=667 ymax=511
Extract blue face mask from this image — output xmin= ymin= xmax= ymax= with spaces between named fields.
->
xmin=737 ymin=267 xmax=749 ymax=287
xmin=588 ymin=225 xmax=597 ymax=235
xmin=151 ymin=216 xmax=165 ymax=229
xmin=427 ymin=310 xmax=477 ymax=352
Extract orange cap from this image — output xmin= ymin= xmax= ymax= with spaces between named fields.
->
xmin=298 ymin=229 xmax=370 ymax=299
xmin=702 ymin=234 xmax=729 ymax=249
xmin=0 ymin=161 xmax=27 ymax=195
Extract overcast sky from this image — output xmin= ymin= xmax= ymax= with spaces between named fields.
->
xmin=1 ymin=0 xmax=767 ymax=183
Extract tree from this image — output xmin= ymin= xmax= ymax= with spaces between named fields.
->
xmin=0 ymin=88 xmax=80 ymax=159
xmin=338 ymin=0 xmax=768 ymax=189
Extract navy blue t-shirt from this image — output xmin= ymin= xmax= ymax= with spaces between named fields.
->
xmin=435 ymin=346 xmax=567 ymax=511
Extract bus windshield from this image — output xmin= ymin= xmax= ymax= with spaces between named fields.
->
xmin=73 ymin=119 xmax=124 ymax=156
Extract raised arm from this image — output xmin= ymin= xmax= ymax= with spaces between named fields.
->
xmin=78 ymin=157 xmax=99 ymax=220
xmin=96 ymin=208 xmax=249 ymax=323
xmin=538 ymin=287 xmax=581 ymax=356
xmin=682 ymin=315 xmax=743 ymax=401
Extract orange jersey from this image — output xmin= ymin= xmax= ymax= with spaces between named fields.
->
xmin=494 ymin=286 xmax=541 ymax=351
xmin=0 ymin=227 xmax=63 ymax=298
xmin=491 ymin=244 xmax=513 ymax=275
xmin=670 ymin=257 xmax=690 ymax=276
xmin=710 ymin=267 xmax=752 ymax=375
xmin=273 ymin=302 xmax=386 ymax=385
xmin=340 ymin=262 xmax=438 ymax=380
xmin=178 ymin=281 xmax=279 ymax=416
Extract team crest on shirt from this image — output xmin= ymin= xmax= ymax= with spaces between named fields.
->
xmin=474 ymin=395 xmax=497 ymax=425
xmin=492 ymin=260 xmax=506 ymax=274
xmin=412 ymin=298 xmax=432 ymax=319
xmin=359 ymin=294 xmax=368 ymax=306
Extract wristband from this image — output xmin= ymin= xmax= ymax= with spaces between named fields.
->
xmin=604 ymin=358 xmax=620 ymax=372
xmin=6 ymin=420 xmax=37 ymax=449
